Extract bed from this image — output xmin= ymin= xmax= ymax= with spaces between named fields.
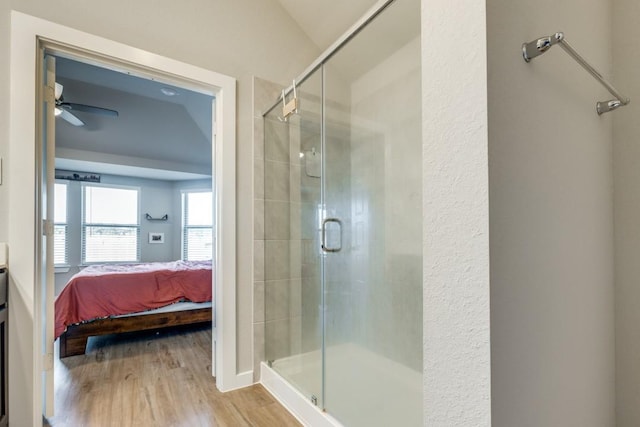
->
xmin=55 ymin=260 xmax=213 ymax=358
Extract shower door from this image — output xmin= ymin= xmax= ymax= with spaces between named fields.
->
xmin=264 ymin=0 xmax=422 ymax=425
xmin=320 ymin=0 xmax=423 ymax=425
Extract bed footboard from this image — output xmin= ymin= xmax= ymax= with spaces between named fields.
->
xmin=58 ymin=307 xmax=212 ymax=358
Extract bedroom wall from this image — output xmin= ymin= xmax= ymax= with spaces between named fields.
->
xmin=0 ymin=2 xmax=319 ymax=424
xmin=54 ymin=174 xmax=196 ymax=295
xmin=613 ymin=1 xmax=640 ymax=424
xmin=487 ymin=0 xmax=615 ymax=425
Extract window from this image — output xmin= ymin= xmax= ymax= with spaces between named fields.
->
xmin=82 ymin=184 xmax=140 ymax=263
xmin=54 ymin=182 xmax=68 ymax=265
xmin=182 ymin=191 xmax=213 ymax=261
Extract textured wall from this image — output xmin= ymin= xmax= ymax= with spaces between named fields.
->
xmin=488 ymin=0 xmax=615 ymax=425
xmin=613 ymin=0 xmax=640 ymax=424
xmin=421 ymin=0 xmax=491 ymax=425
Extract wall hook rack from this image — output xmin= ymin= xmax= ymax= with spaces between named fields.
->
xmin=145 ymin=213 xmax=168 ymax=221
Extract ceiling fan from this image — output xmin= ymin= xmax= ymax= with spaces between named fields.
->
xmin=54 ymin=82 xmax=119 ymax=127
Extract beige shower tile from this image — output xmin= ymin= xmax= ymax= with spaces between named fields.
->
xmin=254 ymin=118 xmax=264 ymax=160
xmin=301 ymin=169 xmax=321 ymax=203
xmin=289 ymin=124 xmax=301 ymax=165
xmin=254 ymin=240 xmax=264 ymax=282
xmin=265 ymin=161 xmax=290 ymax=201
xmin=289 ymin=240 xmax=302 ymax=279
xmin=265 ymin=318 xmax=290 ymax=361
xmin=254 ymin=280 xmax=265 ymax=323
xmin=265 ymin=240 xmax=290 ymax=280
xmin=290 ymin=202 xmax=301 ymax=240
xmin=254 ymin=157 xmax=264 ymax=200
xmin=265 ymin=200 xmax=290 ymax=240
xmin=254 ymin=199 xmax=264 ymax=240
xmin=265 ymin=120 xmax=289 ymax=163
xmin=265 ymin=279 xmax=290 ymax=322
xmin=300 ymin=202 xmax=318 ymax=240
xmin=290 ymin=164 xmax=301 ymax=203
xmin=289 ymin=278 xmax=302 ymax=317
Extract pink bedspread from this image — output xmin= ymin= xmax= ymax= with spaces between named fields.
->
xmin=55 ymin=260 xmax=212 ymax=338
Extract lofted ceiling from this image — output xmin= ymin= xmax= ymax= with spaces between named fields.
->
xmin=274 ymin=0 xmax=379 ymax=51
xmin=54 ymin=57 xmax=214 ymax=181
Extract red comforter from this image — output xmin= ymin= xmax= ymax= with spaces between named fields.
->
xmin=55 ymin=260 xmax=212 ymax=338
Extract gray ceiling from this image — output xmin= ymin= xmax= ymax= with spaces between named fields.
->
xmin=54 ymin=57 xmax=214 ymax=181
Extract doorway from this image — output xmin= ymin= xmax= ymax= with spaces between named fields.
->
xmin=8 ymin=12 xmax=240 ymax=425
xmin=44 ymin=52 xmax=215 ymax=421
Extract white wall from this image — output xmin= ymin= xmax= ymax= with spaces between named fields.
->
xmin=422 ymin=0 xmax=491 ymax=425
xmin=0 ymin=2 xmax=318 ymax=425
xmin=613 ymin=1 xmax=640 ymax=425
xmin=488 ymin=0 xmax=615 ymax=425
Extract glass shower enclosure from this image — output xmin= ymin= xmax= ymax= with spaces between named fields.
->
xmin=263 ymin=0 xmax=422 ymax=425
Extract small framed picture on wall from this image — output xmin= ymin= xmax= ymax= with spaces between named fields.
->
xmin=149 ymin=232 xmax=165 ymax=244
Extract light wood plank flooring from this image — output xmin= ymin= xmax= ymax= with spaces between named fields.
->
xmin=45 ymin=324 xmax=300 ymax=427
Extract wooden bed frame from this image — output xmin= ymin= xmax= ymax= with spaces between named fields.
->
xmin=59 ymin=307 xmax=212 ymax=358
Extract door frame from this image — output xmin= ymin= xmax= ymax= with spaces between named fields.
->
xmin=10 ymin=11 xmax=245 ymax=426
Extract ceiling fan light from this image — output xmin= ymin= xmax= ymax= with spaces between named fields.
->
xmin=54 ymin=107 xmax=62 ymax=116
xmin=160 ymin=87 xmax=178 ymax=97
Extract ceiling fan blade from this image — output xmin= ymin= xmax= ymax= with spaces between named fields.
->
xmin=58 ymin=109 xmax=85 ymax=127
xmin=60 ymin=102 xmax=119 ymax=117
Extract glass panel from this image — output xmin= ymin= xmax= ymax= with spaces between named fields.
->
xmin=264 ymin=68 xmax=324 ymax=407
xmin=322 ymin=0 xmax=423 ymax=425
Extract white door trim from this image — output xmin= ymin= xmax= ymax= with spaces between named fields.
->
xmin=9 ymin=11 xmax=246 ymax=425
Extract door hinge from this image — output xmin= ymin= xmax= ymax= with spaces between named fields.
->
xmin=42 ymin=219 xmax=54 ymax=237
xmin=42 ymin=352 xmax=54 ymax=371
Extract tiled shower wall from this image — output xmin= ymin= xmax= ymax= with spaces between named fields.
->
xmin=253 ymin=76 xmax=325 ymax=380
xmin=253 ymin=77 xmax=282 ymax=380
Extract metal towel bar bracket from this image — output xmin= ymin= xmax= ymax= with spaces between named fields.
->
xmin=522 ymin=32 xmax=630 ymax=115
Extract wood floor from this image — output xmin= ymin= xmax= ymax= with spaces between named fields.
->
xmin=45 ymin=324 xmax=301 ymax=427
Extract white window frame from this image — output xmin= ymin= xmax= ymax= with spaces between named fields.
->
xmin=81 ymin=182 xmax=141 ymax=264
xmin=181 ymin=189 xmax=213 ymax=261
xmin=53 ymin=180 xmax=69 ymax=267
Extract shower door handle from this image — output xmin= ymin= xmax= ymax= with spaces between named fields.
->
xmin=321 ymin=218 xmax=342 ymax=253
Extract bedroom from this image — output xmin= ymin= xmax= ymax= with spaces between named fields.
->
xmin=50 ymin=54 xmax=216 ymax=417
